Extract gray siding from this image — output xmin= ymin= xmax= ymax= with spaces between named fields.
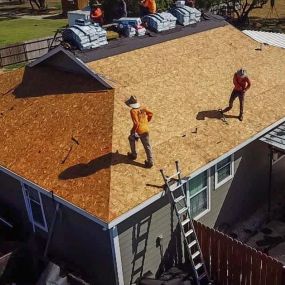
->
xmin=0 ymin=172 xmax=30 ymax=237
xmin=118 ymin=140 xmax=271 ymax=284
xmin=117 ymin=196 xmax=184 ymax=285
xmin=0 ymin=171 xmax=116 ymax=285
xmin=199 ymin=140 xmax=270 ymax=228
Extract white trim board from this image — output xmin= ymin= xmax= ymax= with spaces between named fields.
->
xmin=110 ymin=226 xmax=125 ymax=285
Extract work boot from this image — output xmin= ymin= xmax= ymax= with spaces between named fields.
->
xmin=127 ymin=152 xmax=137 ymax=160
xmin=144 ymin=160 xmax=153 ymax=168
xmin=238 ymin=114 xmax=243 ymax=122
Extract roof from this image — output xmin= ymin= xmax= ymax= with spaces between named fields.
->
xmin=243 ymin=30 xmax=285 ymax=49
xmin=260 ymin=122 xmax=285 ymax=152
xmin=1 ymin=25 xmax=285 ymax=223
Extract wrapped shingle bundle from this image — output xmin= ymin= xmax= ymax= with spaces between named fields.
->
xmin=170 ymin=6 xmax=201 ymax=26
xmin=62 ymin=23 xmax=108 ymax=50
xmin=116 ymin=18 xmax=146 ymax=37
xmin=143 ymin=12 xmax=177 ymax=33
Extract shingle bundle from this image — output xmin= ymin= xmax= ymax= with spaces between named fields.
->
xmin=62 ymin=23 xmax=108 ymax=50
xmin=170 ymin=6 xmax=201 ymax=26
xmin=143 ymin=12 xmax=177 ymax=33
xmin=116 ymin=17 xmax=146 ymax=37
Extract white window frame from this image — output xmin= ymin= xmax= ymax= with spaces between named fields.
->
xmin=21 ymin=182 xmax=48 ymax=232
xmin=215 ymin=154 xmax=234 ymax=189
xmin=272 ymin=151 xmax=285 ymax=165
xmin=186 ymin=169 xmax=211 ymax=220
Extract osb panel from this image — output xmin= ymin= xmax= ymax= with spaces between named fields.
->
xmin=0 ymin=67 xmax=114 ymax=221
xmin=1 ymin=25 xmax=285 ymax=223
xmin=88 ymin=25 xmax=285 ymax=221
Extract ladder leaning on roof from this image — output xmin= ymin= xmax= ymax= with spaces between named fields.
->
xmin=160 ymin=161 xmax=210 ymax=285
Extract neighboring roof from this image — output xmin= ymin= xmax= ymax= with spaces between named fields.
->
xmin=260 ymin=122 xmax=285 ymax=152
xmin=1 ymin=25 xmax=285 ymax=223
xmin=243 ymin=30 xmax=285 ymax=49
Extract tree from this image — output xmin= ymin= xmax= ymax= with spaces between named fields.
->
xmin=29 ymin=0 xmax=46 ymax=11
xmin=230 ymin=0 xmax=269 ymax=25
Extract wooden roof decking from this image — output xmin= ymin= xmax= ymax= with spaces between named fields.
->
xmin=0 ymin=25 xmax=285 ymax=222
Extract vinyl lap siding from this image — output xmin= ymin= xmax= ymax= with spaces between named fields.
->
xmin=118 ymin=197 xmax=184 ymax=285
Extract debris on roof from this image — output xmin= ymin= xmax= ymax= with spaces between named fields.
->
xmin=1 ymin=25 xmax=285 ymax=222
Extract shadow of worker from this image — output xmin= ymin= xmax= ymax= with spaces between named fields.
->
xmin=196 ymin=110 xmax=239 ymax=120
xmin=59 ymin=151 xmax=145 ymax=180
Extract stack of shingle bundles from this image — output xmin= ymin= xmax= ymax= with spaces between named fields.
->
xmin=62 ymin=23 xmax=107 ymax=50
xmin=170 ymin=6 xmax=201 ymax=26
xmin=160 ymin=12 xmax=177 ymax=30
xmin=143 ymin=12 xmax=177 ymax=32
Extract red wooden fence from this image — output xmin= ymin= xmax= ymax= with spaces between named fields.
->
xmin=193 ymin=221 xmax=285 ymax=285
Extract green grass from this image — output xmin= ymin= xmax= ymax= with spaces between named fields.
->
xmin=0 ymin=18 xmax=67 ymax=46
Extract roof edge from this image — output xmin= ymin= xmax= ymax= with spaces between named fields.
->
xmin=107 ymin=116 xmax=285 ymax=228
xmin=29 ymin=46 xmax=114 ymax=89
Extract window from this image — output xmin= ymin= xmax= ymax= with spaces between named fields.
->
xmin=215 ymin=155 xmax=234 ymax=188
xmin=22 ymin=183 xmax=48 ymax=232
xmin=272 ymin=151 xmax=285 ymax=165
xmin=187 ymin=170 xmax=210 ymax=219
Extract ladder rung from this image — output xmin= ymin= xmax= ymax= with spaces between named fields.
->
xmin=198 ymin=272 xmax=208 ymax=280
xmin=174 ymin=195 xmax=185 ymax=203
xmin=181 ymin=218 xmax=190 ymax=226
xmin=166 ymin=172 xmax=181 ymax=180
xmin=188 ymin=240 xmax=197 ymax=248
xmin=178 ymin=207 xmax=188 ymax=215
xmin=192 ymin=251 xmax=200 ymax=259
xmin=185 ymin=229 xmax=193 ymax=238
xmin=195 ymin=263 xmax=203 ymax=270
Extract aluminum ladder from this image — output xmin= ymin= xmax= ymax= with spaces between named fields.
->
xmin=160 ymin=161 xmax=209 ymax=285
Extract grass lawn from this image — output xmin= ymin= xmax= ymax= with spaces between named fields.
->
xmin=0 ymin=18 xmax=67 ymax=46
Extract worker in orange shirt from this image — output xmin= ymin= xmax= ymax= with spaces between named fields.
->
xmin=126 ymin=96 xmax=154 ymax=168
xmin=139 ymin=0 xmax=157 ymax=17
xmin=90 ymin=2 xmax=104 ymax=25
xmin=221 ymin=68 xmax=251 ymax=121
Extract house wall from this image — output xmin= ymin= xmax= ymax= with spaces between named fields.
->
xmin=0 ymin=171 xmax=116 ymax=285
xmin=117 ymin=196 xmax=184 ymax=285
xmin=117 ymin=140 xmax=270 ymax=285
xmin=199 ymin=140 xmax=270 ymax=228
xmin=0 ymin=172 xmax=30 ymax=237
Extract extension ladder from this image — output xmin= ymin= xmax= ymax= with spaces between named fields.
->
xmin=160 ymin=161 xmax=209 ymax=285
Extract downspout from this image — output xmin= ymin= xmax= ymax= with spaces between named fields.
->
xmin=109 ymin=226 xmax=125 ymax=285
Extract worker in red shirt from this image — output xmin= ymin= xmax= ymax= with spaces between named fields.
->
xmin=139 ymin=0 xmax=157 ymax=17
xmin=126 ymin=96 xmax=154 ymax=168
xmin=221 ymin=68 xmax=251 ymax=121
xmin=90 ymin=2 xmax=104 ymax=25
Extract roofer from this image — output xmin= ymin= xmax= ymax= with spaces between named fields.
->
xmin=90 ymin=1 xmax=104 ymax=25
xmin=139 ymin=0 xmax=157 ymax=17
xmin=221 ymin=68 xmax=251 ymax=121
xmin=126 ymin=96 xmax=154 ymax=168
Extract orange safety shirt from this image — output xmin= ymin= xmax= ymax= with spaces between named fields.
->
xmin=130 ymin=107 xmax=153 ymax=135
xmin=233 ymin=73 xmax=251 ymax=92
xmin=142 ymin=0 xmax=157 ymax=14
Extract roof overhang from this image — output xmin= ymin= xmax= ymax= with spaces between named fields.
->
xmin=259 ymin=122 xmax=285 ymax=153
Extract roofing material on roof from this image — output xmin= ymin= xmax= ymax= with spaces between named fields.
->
xmin=260 ymin=122 xmax=285 ymax=152
xmin=242 ymin=30 xmax=285 ymax=49
xmin=1 ymin=25 xmax=285 ymax=223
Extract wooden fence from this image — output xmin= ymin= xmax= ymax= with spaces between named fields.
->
xmin=193 ymin=221 xmax=285 ymax=285
xmin=0 ymin=35 xmax=62 ymax=67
